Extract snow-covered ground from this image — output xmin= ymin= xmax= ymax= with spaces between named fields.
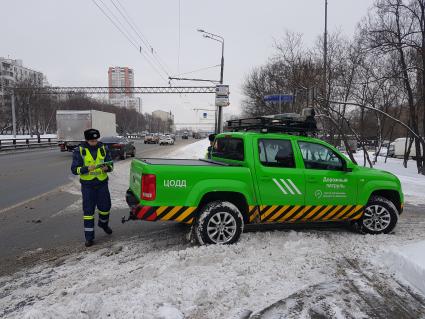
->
xmin=1 ymin=139 xmax=425 ymax=319
xmin=384 ymin=241 xmax=425 ymax=296
xmin=0 ymin=134 xmax=57 ymax=140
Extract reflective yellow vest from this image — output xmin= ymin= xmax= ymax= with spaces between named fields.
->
xmin=79 ymin=146 xmax=108 ymax=181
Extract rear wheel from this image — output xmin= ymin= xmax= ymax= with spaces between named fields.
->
xmin=194 ymin=201 xmax=244 ymax=245
xmin=131 ymin=149 xmax=135 ymax=157
xmin=359 ymin=196 xmax=399 ymax=234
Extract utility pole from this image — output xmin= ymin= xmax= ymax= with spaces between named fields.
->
xmin=324 ymin=0 xmax=328 ymax=101
xmin=11 ymin=92 xmax=16 ymax=138
xmin=218 ymin=41 xmax=224 ymax=133
xmin=197 ymin=29 xmax=225 ymax=133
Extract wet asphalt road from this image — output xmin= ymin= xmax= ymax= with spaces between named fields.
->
xmin=0 ymin=138 xmax=196 ymax=274
xmin=0 ymin=140 xmax=162 ymax=211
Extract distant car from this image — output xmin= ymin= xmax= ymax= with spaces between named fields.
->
xmin=144 ymin=134 xmax=159 ymax=144
xmin=100 ymin=136 xmax=136 ymax=160
xmin=159 ymin=136 xmax=175 ymax=145
xmin=388 ymin=143 xmax=395 ymax=157
xmin=182 ymin=132 xmax=189 ymax=139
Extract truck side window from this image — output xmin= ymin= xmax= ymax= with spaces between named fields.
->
xmin=298 ymin=141 xmax=343 ymax=171
xmin=212 ymin=138 xmax=244 ymax=161
xmin=258 ymin=139 xmax=295 ymax=168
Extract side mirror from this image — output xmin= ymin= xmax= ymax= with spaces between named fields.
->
xmin=343 ymin=161 xmax=355 ymax=172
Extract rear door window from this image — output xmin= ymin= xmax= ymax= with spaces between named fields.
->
xmin=258 ymin=139 xmax=295 ymax=168
xmin=212 ymin=138 xmax=244 ymax=161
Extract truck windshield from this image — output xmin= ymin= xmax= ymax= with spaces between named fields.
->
xmin=212 ymin=138 xmax=244 ymax=161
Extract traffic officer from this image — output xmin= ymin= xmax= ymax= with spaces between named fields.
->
xmin=71 ymin=129 xmax=114 ymax=247
xmin=206 ymin=133 xmax=216 ymax=159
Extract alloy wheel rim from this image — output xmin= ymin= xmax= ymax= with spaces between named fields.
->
xmin=207 ymin=211 xmax=237 ymax=244
xmin=363 ymin=205 xmax=391 ymax=232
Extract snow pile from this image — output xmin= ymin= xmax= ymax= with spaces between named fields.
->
xmin=383 ymin=240 xmax=425 ymax=295
xmin=354 ymin=152 xmax=425 ymax=205
xmin=167 ymin=138 xmax=209 ymax=159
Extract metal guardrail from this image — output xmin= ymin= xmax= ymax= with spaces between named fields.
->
xmin=0 ymin=137 xmax=58 ymax=152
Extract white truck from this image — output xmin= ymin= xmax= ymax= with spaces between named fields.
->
xmin=56 ymin=110 xmax=117 ymax=152
xmin=389 ymin=137 xmax=424 ymax=158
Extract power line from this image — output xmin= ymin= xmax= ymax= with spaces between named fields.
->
xmin=91 ymin=0 xmax=168 ymax=83
xmin=111 ymin=0 xmax=172 ymax=77
xmin=175 ymin=64 xmax=220 ymax=77
xmin=10 ymin=86 xmax=216 ymax=95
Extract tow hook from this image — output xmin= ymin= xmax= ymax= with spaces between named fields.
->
xmin=121 ymin=214 xmax=133 ymax=224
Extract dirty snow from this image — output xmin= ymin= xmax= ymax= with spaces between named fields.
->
xmin=1 ymin=138 xmax=425 ymax=318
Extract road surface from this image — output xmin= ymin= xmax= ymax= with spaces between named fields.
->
xmin=0 ymin=138 xmax=196 ymax=274
xmin=0 ymin=140 xmax=166 ymax=211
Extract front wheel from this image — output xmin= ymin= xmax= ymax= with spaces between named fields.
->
xmin=359 ymin=196 xmax=399 ymax=234
xmin=194 ymin=201 xmax=244 ymax=245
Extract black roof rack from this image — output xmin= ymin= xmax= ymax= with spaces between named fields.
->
xmin=226 ymin=108 xmax=318 ymax=135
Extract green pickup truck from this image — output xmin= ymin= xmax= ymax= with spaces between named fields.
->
xmin=125 ymin=113 xmax=403 ymax=245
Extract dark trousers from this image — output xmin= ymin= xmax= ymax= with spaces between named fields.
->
xmin=81 ymin=182 xmax=112 ymax=241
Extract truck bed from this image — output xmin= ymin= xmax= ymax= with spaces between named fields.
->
xmin=138 ymin=158 xmax=230 ymax=166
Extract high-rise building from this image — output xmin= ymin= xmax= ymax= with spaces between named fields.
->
xmin=0 ymin=57 xmax=45 ymax=110
xmin=108 ymin=66 xmax=134 ymax=99
xmin=0 ymin=57 xmax=44 ymax=94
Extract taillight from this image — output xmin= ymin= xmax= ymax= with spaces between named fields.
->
xmin=141 ymin=174 xmax=156 ymax=200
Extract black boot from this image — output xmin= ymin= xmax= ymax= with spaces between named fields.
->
xmin=85 ymin=240 xmax=94 ymax=247
xmin=99 ymin=224 xmax=113 ymax=235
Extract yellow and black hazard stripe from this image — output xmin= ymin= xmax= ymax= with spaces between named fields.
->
xmin=136 ymin=206 xmax=197 ymax=224
xmin=248 ymin=205 xmax=260 ymax=223
xmin=258 ymin=205 xmax=364 ymax=223
xmin=135 ymin=204 xmax=365 ymax=225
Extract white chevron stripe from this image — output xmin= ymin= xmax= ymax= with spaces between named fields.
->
xmin=280 ymin=179 xmax=295 ymax=195
xmin=287 ymin=179 xmax=302 ymax=195
xmin=272 ymin=178 xmax=287 ymax=194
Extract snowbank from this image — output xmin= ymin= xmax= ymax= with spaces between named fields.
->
xmin=167 ymin=138 xmax=209 ymax=159
xmin=353 ymin=152 xmax=425 ymax=205
xmin=383 ymin=240 xmax=425 ymax=296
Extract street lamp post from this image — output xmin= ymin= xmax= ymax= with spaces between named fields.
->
xmin=197 ymin=29 xmax=224 ymax=133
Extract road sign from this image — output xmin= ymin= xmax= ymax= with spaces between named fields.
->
xmin=216 ymin=85 xmax=230 ymax=96
xmin=215 ymin=84 xmax=230 ymax=107
xmin=215 ymin=96 xmax=230 ymax=107
xmin=263 ymin=94 xmax=294 ymax=103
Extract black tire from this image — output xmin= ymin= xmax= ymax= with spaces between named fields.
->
xmin=359 ymin=195 xmax=399 ymax=234
xmin=131 ymin=149 xmax=135 ymax=157
xmin=194 ymin=201 xmax=244 ymax=245
xmin=120 ymin=151 xmax=126 ymax=160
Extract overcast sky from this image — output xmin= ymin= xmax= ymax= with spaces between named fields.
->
xmin=1 ymin=0 xmax=372 ymax=127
